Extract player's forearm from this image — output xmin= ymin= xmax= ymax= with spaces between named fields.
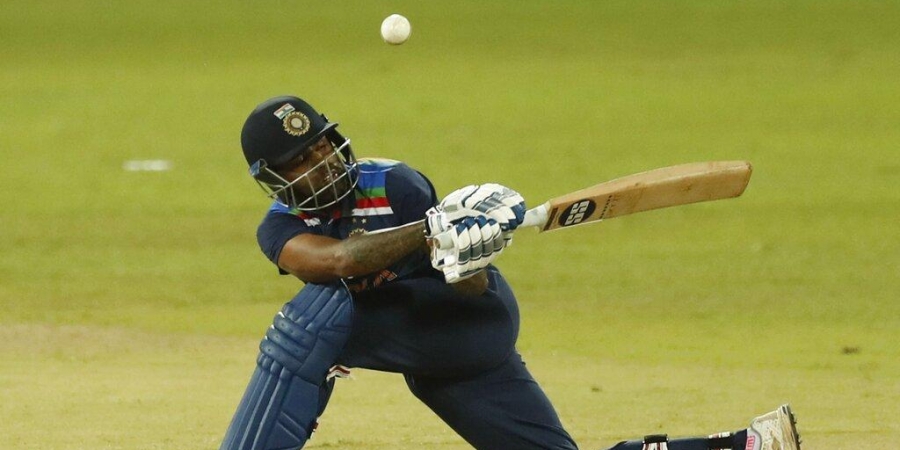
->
xmin=345 ymin=224 xmax=487 ymax=295
xmin=337 ymin=220 xmax=429 ymax=277
xmin=280 ymin=220 xmax=429 ymax=283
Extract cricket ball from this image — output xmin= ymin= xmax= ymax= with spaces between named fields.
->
xmin=381 ymin=14 xmax=411 ymax=45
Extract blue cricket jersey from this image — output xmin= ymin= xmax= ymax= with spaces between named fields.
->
xmin=256 ymin=158 xmax=438 ymax=291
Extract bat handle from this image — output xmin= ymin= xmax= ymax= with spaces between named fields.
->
xmin=520 ymin=203 xmax=549 ymax=229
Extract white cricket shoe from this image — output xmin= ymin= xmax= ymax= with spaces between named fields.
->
xmin=746 ymin=404 xmax=801 ymax=450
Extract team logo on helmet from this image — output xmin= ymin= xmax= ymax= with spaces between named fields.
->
xmin=282 ymin=111 xmax=311 ymax=137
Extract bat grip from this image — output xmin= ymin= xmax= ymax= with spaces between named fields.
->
xmin=520 ymin=203 xmax=549 ymax=229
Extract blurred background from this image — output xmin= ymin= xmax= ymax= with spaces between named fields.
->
xmin=1 ymin=1 xmax=897 ymax=449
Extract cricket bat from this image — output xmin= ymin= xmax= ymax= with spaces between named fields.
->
xmin=520 ymin=160 xmax=752 ymax=232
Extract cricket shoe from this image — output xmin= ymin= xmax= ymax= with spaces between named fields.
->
xmin=746 ymin=404 xmax=801 ymax=450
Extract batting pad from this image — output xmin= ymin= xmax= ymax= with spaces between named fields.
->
xmin=220 ymin=283 xmax=354 ymax=450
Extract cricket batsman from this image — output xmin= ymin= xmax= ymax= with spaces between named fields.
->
xmin=220 ymin=95 xmax=803 ymax=450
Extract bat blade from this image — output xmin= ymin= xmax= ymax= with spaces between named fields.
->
xmin=522 ymin=161 xmax=752 ymax=232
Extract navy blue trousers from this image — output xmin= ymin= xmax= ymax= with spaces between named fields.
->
xmin=336 ymin=268 xmax=577 ymax=450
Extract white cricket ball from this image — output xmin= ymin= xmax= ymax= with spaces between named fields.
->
xmin=381 ymin=14 xmax=411 ymax=45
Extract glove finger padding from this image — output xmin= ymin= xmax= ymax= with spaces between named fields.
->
xmin=439 ymin=185 xmax=480 ymax=216
xmin=472 ymin=196 xmax=516 ymax=230
xmin=430 ymin=215 xmax=505 ymax=284
xmin=463 ymin=217 xmax=486 ymax=276
xmin=473 ymin=216 xmax=503 ymax=258
xmin=457 ymin=218 xmax=477 ymax=267
xmin=508 ymin=202 xmax=526 ymax=227
xmin=440 ymin=184 xmax=526 ymax=236
xmin=479 ymin=183 xmax=526 ymax=230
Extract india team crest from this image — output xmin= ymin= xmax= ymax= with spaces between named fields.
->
xmin=273 ymin=103 xmax=311 ymax=137
xmin=282 ymin=111 xmax=310 ymax=136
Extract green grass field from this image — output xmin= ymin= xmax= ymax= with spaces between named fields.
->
xmin=2 ymin=1 xmax=898 ymax=448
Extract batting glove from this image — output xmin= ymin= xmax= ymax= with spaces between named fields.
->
xmin=427 ymin=213 xmax=504 ymax=283
xmin=439 ymin=184 xmax=526 ymax=248
xmin=475 ymin=183 xmax=526 ymax=246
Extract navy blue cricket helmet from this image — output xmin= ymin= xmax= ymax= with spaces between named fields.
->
xmin=240 ymin=96 xmax=358 ymax=210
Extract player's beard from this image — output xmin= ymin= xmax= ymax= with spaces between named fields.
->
xmin=290 ymin=155 xmax=352 ymax=210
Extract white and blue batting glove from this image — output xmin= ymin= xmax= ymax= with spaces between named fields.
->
xmin=452 ymin=216 xmax=504 ymax=277
xmin=439 ymin=184 xmax=526 ymax=248
xmin=475 ymin=183 xmax=527 ymax=246
xmin=425 ymin=208 xmax=504 ymax=284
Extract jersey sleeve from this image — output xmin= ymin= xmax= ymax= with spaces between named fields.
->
xmin=256 ymin=207 xmax=311 ymax=267
xmin=384 ymin=163 xmax=438 ymax=225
